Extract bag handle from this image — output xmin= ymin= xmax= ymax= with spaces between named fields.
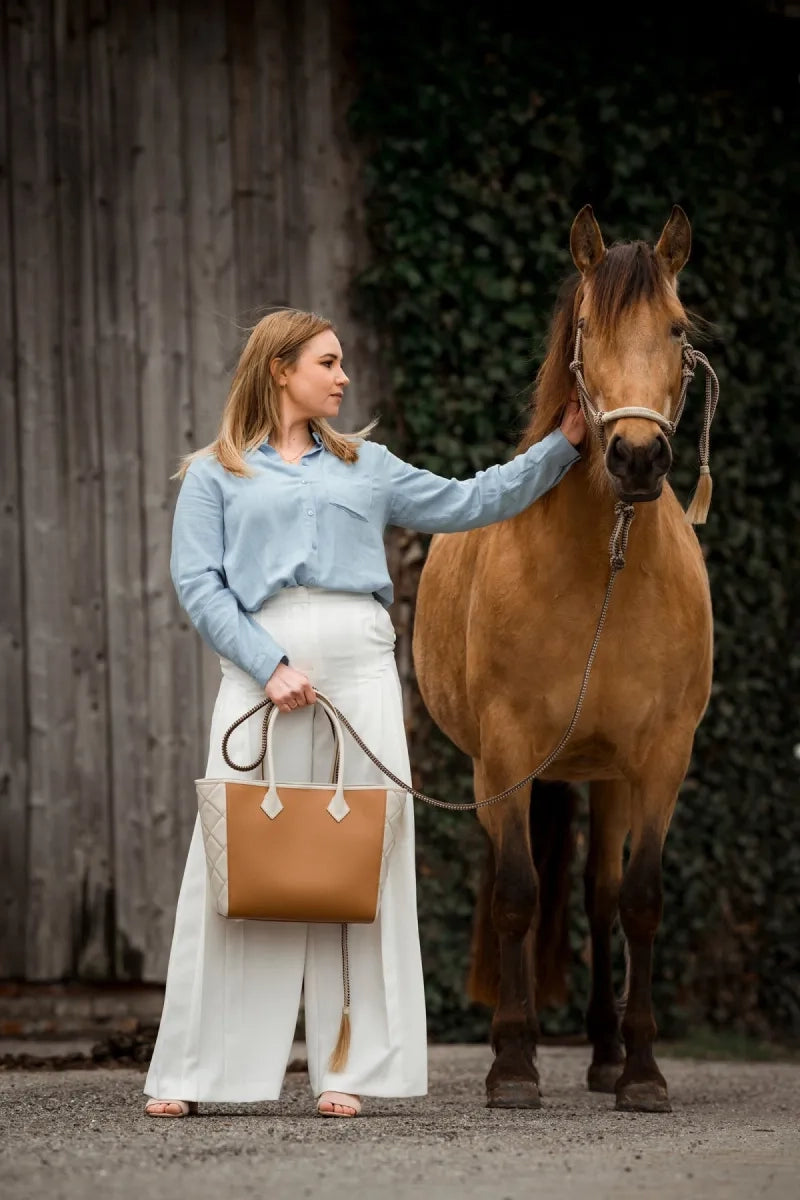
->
xmin=222 ymin=691 xmax=351 ymax=823
xmin=261 ymin=692 xmax=350 ymax=823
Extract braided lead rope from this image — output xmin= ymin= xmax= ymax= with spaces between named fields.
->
xmin=570 ymin=321 xmax=610 ymax=449
xmin=222 ymin=700 xmax=341 ymax=780
xmin=689 ymin=347 xmax=720 ymax=476
xmin=220 ymin=503 xmax=636 ymax=813
xmin=340 ymin=922 xmax=350 ymax=1014
xmin=609 ymin=500 xmax=635 ymax=569
xmin=670 ymin=335 xmax=698 ymax=431
xmin=333 ymin=920 xmax=351 ymax=1073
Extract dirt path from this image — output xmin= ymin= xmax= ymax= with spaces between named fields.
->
xmin=1 ymin=1045 xmax=797 ymax=1199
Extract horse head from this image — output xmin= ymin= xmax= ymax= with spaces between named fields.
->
xmin=568 ymin=205 xmax=694 ymax=505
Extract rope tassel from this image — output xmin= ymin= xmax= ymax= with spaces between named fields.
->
xmin=328 ymin=924 xmax=351 ymax=1072
xmin=686 ymin=465 xmax=713 ymax=525
xmin=329 ymin=1008 xmax=351 ymax=1073
xmin=683 ymin=345 xmax=719 ymax=527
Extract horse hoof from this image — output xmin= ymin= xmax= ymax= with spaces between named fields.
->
xmin=486 ymin=1079 xmax=542 ymax=1109
xmin=615 ymin=1080 xmax=671 ymax=1113
xmin=587 ymin=1061 xmax=624 ymax=1093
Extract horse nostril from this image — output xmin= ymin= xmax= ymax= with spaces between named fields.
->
xmin=606 ymin=434 xmax=632 ymax=474
xmin=606 ymin=432 xmax=672 ymax=490
xmin=648 ymin=434 xmax=672 ymax=474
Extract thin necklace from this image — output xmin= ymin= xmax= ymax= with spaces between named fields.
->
xmin=271 ymin=437 xmax=313 ymax=464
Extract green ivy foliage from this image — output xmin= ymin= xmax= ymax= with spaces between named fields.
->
xmin=350 ymin=2 xmax=800 ymax=1042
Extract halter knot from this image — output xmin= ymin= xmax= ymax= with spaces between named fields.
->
xmin=608 ymin=501 xmax=635 ymax=571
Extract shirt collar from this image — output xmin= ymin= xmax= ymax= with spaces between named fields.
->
xmin=258 ymin=430 xmax=324 ymax=458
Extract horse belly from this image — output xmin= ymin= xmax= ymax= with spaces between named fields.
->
xmin=539 ymin=737 xmax=622 ymax=783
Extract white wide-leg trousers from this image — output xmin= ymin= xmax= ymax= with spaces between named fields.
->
xmin=144 ymin=588 xmax=427 ymax=1102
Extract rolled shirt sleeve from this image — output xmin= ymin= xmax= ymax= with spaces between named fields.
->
xmin=170 ymin=462 xmax=289 ymax=688
xmin=384 ymin=429 xmax=580 ymax=533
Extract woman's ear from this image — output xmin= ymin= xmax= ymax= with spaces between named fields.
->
xmin=270 ymin=357 xmax=288 ymax=388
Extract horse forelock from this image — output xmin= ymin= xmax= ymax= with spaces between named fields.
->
xmin=587 ymin=241 xmax=686 ymax=342
xmin=520 ymin=241 xmax=694 ymax=451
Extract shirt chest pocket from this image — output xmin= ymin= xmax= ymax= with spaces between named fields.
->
xmin=326 ymin=480 xmax=372 ymax=523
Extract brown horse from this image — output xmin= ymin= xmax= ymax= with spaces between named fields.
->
xmin=412 ymin=206 xmax=713 ymax=1113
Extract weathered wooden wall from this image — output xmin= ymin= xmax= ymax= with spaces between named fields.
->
xmin=0 ymin=0 xmax=379 ymax=982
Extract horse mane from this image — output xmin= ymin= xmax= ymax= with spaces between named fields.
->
xmin=519 ymin=272 xmax=582 ymax=449
xmin=519 ymin=241 xmax=691 ymax=449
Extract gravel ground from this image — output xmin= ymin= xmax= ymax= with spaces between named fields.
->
xmin=1 ymin=1045 xmax=798 ymax=1199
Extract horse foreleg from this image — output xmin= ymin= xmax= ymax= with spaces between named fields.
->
xmin=616 ymin=766 xmax=682 ymax=1113
xmin=584 ymin=780 xmax=629 ymax=1093
xmin=475 ymin=748 xmax=541 ymax=1110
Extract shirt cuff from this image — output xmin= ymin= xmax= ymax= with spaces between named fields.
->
xmin=535 ymin=427 xmax=582 ymax=466
xmin=250 ymin=650 xmax=289 ymax=690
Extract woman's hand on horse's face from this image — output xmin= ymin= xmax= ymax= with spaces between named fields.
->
xmin=265 ymin=664 xmax=316 ymax=712
xmin=560 ymin=398 xmax=587 ymax=446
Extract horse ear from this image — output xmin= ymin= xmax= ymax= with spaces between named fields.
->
xmin=655 ymin=205 xmax=692 ymax=276
xmin=570 ymin=205 xmax=606 ymax=275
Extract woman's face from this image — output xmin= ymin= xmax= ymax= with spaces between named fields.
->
xmin=278 ymin=330 xmax=349 ymax=423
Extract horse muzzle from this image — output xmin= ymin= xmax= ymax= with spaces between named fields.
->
xmin=605 ymin=432 xmax=672 ymax=504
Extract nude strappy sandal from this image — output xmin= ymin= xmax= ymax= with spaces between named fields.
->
xmin=145 ymin=1099 xmax=198 ymax=1118
xmin=316 ymin=1091 xmax=361 ymax=1118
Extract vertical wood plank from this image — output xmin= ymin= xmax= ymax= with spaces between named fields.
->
xmin=87 ymin=0 xmax=151 ymax=978
xmin=287 ymin=0 xmax=378 ymax=429
xmin=131 ymin=0 xmax=199 ymax=977
xmin=8 ymin=0 xmax=77 ymax=979
xmin=53 ymin=0 xmax=113 ymax=978
xmin=286 ymin=0 xmax=330 ymax=315
xmin=282 ymin=0 xmax=309 ymax=313
xmin=228 ymin=0 xmax=291 ymax=318
xmin=327 ymin=0 xmax=385 ymax=432
xmin=179 ymin=0 xmax=238 ymax=741
xmin=0 ymin=0 xmax=30 ymax=979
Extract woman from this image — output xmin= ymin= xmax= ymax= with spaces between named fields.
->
xmin=144 ymin=308 xmax=586 ymax=1119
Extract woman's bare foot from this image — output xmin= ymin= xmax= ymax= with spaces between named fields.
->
xmin=145 ymin=1099 xmax=198 ymax=1118
xmin=316 ymin=1091 xmax=361 ymax=1118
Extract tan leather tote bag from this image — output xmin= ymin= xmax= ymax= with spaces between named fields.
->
xmin=195 ymin=691 xmax=406 ymax=925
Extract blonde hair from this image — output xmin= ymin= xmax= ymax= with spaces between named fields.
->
xmin=175 ymin=308 xmax=376 ymax=479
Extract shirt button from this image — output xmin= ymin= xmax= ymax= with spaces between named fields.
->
xmin=306 ymin=509 xmax=314 ymax=516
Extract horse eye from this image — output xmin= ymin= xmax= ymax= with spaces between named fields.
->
xmin=670 ymin=323 xmax=685 ymax=339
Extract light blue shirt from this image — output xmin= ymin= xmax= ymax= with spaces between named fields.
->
xmin=170 ymin=429 xmax=580 ymax=687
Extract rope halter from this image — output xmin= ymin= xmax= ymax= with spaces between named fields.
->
xmin=568 ymin=317 xmax=720 ymax=524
